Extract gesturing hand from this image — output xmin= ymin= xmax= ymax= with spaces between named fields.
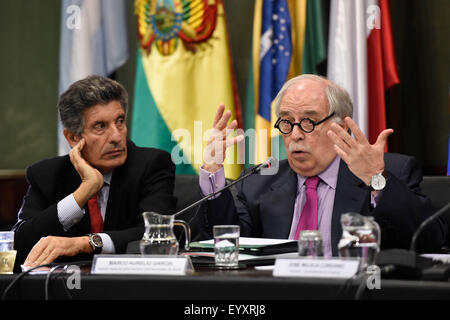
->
xmin=327 ymin=117 xmax=393 ymax=185
xmin=203 ymin=104 xmax=244 ymax=173
xmin=70 ymin=138 xmax=104 ymax=207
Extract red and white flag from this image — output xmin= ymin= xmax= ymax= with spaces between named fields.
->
xmin=327 ymin=0 xmax=399 ymax=146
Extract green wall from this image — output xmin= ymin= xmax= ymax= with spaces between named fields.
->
xmin=0 ymin=1 xmax=60 ymax=169
xmin=0 ymin=0 xmax=448 ymax=174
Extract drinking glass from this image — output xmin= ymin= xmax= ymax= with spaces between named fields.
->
xmin=213 ymin=225 xmax=240 ymax=268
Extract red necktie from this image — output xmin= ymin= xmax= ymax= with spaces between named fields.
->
xmin=294 ymin=176 xmax=320 ymax=240
xmin=88 ymin=193 xmax=104 ymax=233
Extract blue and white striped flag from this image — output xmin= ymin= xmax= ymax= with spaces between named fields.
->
xmin=58 ymin=0 xmax=128 ymax=155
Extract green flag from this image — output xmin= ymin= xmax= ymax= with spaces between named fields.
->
xmin=302 ymin=0 xmax=329 ymax=75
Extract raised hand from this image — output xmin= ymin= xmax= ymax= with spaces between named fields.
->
xmin=70 ymin=138 xmax=104 ymax=207
xmin=203 ymin=104 xmax=244 ymax=173
xmin=327 ymin=117 xmax=393 ymax=185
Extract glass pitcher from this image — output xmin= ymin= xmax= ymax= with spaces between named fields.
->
xmin=140 ymin=212 xmax=190 ymax=255
xmin=338 ymin=212 xmax=381 ymax=270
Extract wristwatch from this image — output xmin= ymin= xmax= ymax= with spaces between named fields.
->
xmin=88 ymin=233 xmax=103 ymax=254
xmin=369 ymin=170 xmax=388 ymax=191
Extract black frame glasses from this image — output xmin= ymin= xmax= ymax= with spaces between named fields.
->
xmin=274 ymin=112 xmax=336 ymax=134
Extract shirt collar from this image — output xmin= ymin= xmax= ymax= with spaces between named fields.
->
xmin=103 ymin=171 xmax=113 ymax=186
xmin=296 ymin=156 xmax=340 ymax=192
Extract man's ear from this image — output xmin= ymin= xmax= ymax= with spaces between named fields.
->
xmin=63 ymin=129 xmax=81 ymax=148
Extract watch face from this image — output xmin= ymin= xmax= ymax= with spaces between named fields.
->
xmin=371 ymin=174 xmax=386 ymax=191
xmin=91 ymin=234 xmax=103 ymax=247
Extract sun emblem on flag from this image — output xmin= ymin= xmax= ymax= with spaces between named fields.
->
xmin=135 ymin=0 xmax=218 ymax=56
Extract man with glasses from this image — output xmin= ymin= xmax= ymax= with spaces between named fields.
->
xmin=198 ymin=74 xmax=445 ymax=255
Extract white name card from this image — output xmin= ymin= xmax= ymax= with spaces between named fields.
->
xmin=273 ymin=257 xmax=360 ymax=279
xmin=91 ymin=255 xmax=194 ymax=275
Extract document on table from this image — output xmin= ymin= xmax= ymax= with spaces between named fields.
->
xmin=184 ymin=237 xmax=299 ymax=265
xmin=190 ymin=237 xmax=296 ymax=249
xmin=420 ymin=254 xmax=450 ymax=264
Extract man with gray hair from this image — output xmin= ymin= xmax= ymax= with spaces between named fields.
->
xmin=13 ymin=75 xmax=176 ymax=271
xmin=199 ymin=74 xmax=445 ymax=255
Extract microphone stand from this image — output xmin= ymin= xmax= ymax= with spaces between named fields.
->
xmin=376 ymin=202 xmax=450 ymax=279
xmin=125 ymin=160 xmax=273 ymax=254
xmin=173 ymin=161 xmax=269 ymax=218
xmin=410 ymin=202 xmax=450 ymax=252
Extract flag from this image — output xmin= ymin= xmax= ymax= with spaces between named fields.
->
xmin=245 ymin=0 xmax=329 ymax=164
xmin=131 ymin=0 xmax=242 ymax=179
xmin=246 ymin=0 xmax=304 ymax=165
xmin=58 ymin=0 xmax=128 ymax=155
xmin=327 ymin=0 xmax=399 ymax=145
xmin=302 ymin=0 xmax=329 ymax=75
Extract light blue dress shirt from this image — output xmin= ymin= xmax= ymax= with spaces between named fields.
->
xmin=57 ymin=171 xmax=115 ymax=253
xmin=199 ymin=156 xmax=382 ymax=258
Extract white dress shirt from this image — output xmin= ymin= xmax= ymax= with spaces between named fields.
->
xmin=57 ymin=171 xmax=115 ymax=253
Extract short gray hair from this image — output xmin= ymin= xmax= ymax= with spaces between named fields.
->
xmin=273 ymin=74 xmax=353 ymax=123
xmin=58 ymin=75 xmax=128 ymax=134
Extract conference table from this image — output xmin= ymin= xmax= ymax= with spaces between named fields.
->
xmin=1 ymin=263 xmax=450 ymax=301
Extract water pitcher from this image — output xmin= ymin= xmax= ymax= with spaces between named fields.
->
xmin=140 ymin=212 xmax=190 ymax=255
xmin=338 ymin=212 xmax=381 ymax=270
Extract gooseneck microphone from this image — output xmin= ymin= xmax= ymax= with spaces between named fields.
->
xmin=173 ymin=158 xmax=274 ymax=218
xmin=376 ymin=202 xmax=450 ymax=279
xmin=124 ymin=158 xmax=275 ymax=254
xmin=410 ymin=202 xmax=450 ymax=252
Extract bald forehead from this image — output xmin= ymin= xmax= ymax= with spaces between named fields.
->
xmin=280 ymin=79 xmax=329 ymax=114
xmin=286 ymin=78 xmax=328 ymax=94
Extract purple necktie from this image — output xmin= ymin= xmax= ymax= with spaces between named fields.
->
xmin=294 ymin=176 xmax=320 ymax=240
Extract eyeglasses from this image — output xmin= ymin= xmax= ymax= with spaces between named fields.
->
xmin=274 ymin=112 xmax=335 ymax=134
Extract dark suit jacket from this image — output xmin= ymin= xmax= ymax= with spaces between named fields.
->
xmin=13 ymin=140 xmax=176 ymax=270
xmin=199 ymin=153 xmax=446 ymax=255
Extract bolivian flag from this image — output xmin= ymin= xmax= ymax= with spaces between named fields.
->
xmin=132 ymin=0 xmax=242 ymax=179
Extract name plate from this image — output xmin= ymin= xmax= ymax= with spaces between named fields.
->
xmin=91 ymin=255 xmax=194 ymax=275
xmin=273 ymin=257 xmax=360 ymax=279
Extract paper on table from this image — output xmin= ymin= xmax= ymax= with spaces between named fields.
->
xmin=239 ymin=252 xmax=298 ymax=261
xmin=190 ymin=237 xmax=295 ymax=249
xmin=254 ymin=265 xmax=275 ymax=271
xmin=181 ymin=251 xmax=298 ymax=263
xmin=21 ymin=264 xmax=53 ymax=274
xmin=420 ymin=254 xmax=450 ymax=264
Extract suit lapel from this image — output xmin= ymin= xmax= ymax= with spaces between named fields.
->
xmin=259 ymin=165 xmax=298 ymax=238
xmin=103 ymin=139 xmax=136 ymax=230
xmin=60 ymin=157 xmax=82 ymax=198
xmin=60 ymin=157 xmax=92 ymax=235
xmin=103 ymin=169 xmax=122 ymax=230
xmin=331 ymin=160 xmax=371 ymax=255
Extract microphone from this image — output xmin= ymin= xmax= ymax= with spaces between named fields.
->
xmin=173 ymin=157 xmax=275 ymax=218
xmin=125 ymin=159 xmax=276 ymax=254
xmin=376 ymin=202 xmax=450 ymax=279
xmin=410 ymin=202 xmax=450 ymax=252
